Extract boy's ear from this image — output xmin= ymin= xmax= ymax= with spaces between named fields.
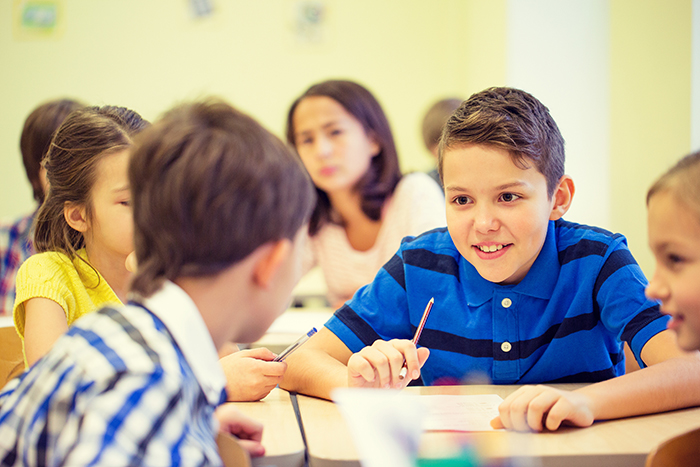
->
xmin=64 ymin=202 xmax=89 ymax=233
xmin=549 ymin=175 xmax=575 ymax=221
xmin=252 ymin=239 xmax=292 ymax=289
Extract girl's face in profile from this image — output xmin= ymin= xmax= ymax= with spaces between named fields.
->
xmin=84 ymin=148 xmax=134 ymax=261
xmin=646 ymin=189 xmax=700 ymax=351
xmin=292 ymin=96 xmax=380 ymax=195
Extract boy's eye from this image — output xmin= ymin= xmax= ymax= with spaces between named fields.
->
xmin=500 ymin=193 xmax=520 ymax=202
xmin=120 ymin=200 xmax=131 ymax=207
xmin=453 ymin=196 xmax=471 ymax=206
xmin=666 ymin=253 xmax=685 ymax=265
xmin=329 ymin=128 xmax=343 ymax=137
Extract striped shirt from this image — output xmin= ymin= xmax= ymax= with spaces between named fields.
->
xmin=0 ymin=281 xmax=227 ymax=466
xmin=326 ymin=219 xmax=668 ymax=386
xmin=0 ymin=212 xmax=35 ymax=317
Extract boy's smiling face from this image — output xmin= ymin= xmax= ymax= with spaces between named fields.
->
xmin=443 ymin=144 xmax=569 ymax=285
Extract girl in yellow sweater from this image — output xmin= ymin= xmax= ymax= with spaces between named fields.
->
xmin=14 ymin=106 xmax=148 ymax=366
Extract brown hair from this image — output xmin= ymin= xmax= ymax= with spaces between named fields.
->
xmin=421 ymin=98 xmax=462 ymax=152
xmin=129 ymin=100 xmax=316 ymax=297
xmin=438 ymin=87 xmax=565 ymax=198
xmin=20 ymin=99 xmax=85 ymax=204
xmin=286 ymin=79 xmax=401 ymax=235
xmin=647 ymin=150 xmax=700 ymax=219
xmin=34 ymin=106 xmax=149 ymax=262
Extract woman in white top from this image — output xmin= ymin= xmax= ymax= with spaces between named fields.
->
xmin=286 ymin=79 xmax=446 ymax=308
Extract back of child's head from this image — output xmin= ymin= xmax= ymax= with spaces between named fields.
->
xmin=421 ymin=98 xmax=462 ymax=153
xmin=33 ymin=106 xmax=149 ymax=257
xmin=647 ymin=150 xmax=700 ymax=218
xmin=129 ymin=99 xmax=316 ymax=298
xmin=20 ymin=99 xmax=85 ymax=204
xmin=438 ymin=87 xmax=565 ymax=198
xmin=285 ymin=79 xmax=401 ymax=234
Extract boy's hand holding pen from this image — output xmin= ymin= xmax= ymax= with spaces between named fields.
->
xmin=346 ymin=298 xmax=433 ymax=390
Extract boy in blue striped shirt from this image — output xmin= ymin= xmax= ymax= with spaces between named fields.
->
xmin=280 ymin=87 xmax=700 ymax=432
xmin=0 ymin=100 xmax=315 ymax=465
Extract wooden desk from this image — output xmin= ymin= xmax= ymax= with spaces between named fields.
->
xmin=0 ymin=319 xmax=22 ymax=388
xmin=296 ymin=384 xmax=700 ymax=467
xmin=229 ymin=387 xmax=305 ymax=467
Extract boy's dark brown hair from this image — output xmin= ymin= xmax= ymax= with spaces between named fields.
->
xmin=438 ymin=87 xmax=565 ymax=197
xmin=34 ymin=106 xmax=148 ymax=260
xmin=20 ymin=99 xmax=85 ymax=204
xmin=129 ymin=100 xmax=316 ymax=297
xmin=286 ymin=79 xmax=401 ymax=235
xmin=422 ymin=98 xmax=462 ymax=152
xmin=647 ymin=150 xmax=700 ymax=220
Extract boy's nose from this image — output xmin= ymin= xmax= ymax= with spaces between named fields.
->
xmin=645 ymin=271 xmax=669 ymax=302
xmin=474 ymin=205 xmax=499 ymax=233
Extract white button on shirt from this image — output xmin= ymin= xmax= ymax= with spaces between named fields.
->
xmin=501 ymin=342 xmax=512 ymax=352
xmin=501 ymin=298 xmax=512 ymax=308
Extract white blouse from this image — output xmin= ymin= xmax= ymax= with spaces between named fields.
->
xmin=303 ymin=172 xmax=446 ymax=306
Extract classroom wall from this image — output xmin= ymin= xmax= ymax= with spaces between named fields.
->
xmin=0 ymin=0 xmax=505 ymax=221
xmin=506 ymin=0 xmax=610 ymax=230
xmin=693 ymin=0 xmax=700 ymax=150
xmin=0 ymin=0 xmax=695 ymax=278
xmin=610 ymin=0 xmax=693 ymax=275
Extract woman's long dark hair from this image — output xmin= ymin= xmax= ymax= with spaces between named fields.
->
xmin=286 ymin=80 xmax=401 ymax=235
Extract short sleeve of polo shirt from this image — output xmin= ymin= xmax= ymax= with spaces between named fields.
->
xmin=324 ymin=229 xmax=451 ymax=353
xmin=325 ymin=242 xmax=416 ymax=353
xmin=592 ymin=235 xmax=669 ymax=367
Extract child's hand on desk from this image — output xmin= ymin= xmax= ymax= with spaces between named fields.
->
xmin=347 ymin=339 xmax=429 ymax=389
xmin=215 ymin=404 xmax=265 ymax=457
xmin=490 ymin=385 xmax=595 ymax=432
xmin=220 ymin=347 xmax=287 ymax=401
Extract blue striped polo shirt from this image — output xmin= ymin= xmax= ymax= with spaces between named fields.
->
xmin=326 ymin=219 xmax=668 ymax=386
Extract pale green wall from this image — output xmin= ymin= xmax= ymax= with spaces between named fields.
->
xmin=0 ymin=0 xmax=506 ymax=220
xmin=1 ymin=0 xmax=695 ymax=281
xmin=610 ymin=0 xmax=693 ymax=275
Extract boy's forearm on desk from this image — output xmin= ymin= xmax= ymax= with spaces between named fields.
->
xmin=577 ymin=353 xmax=700 ymax=420
xmin=280 ymin=349 xmax=348 ymax=400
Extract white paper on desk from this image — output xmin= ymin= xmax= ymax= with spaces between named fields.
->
xmin=332 ymin=388 xmax=426 ymax=467
xmin=420 ymin=394 xmax=503 ymax=432
xmin=265 ymin=310 xmax=333 ymax=334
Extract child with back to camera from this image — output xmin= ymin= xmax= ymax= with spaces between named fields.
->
xmin=646 ymin=150 xmax=700 ymax=352
xmin=281 ymin=87 xmax=700 ymax=432
xmin=286 ymin=79 xmax=446 ymax=309
xmin=0 ymin=98 xmax=84 ymax=317
xmin=13 ymin=106 xmax=148 ymax=367
xmin=0 ymin=99 xmax=316 ymax=465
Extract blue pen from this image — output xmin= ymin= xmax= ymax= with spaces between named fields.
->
xmin=273 ymin=327 xmax=318 ymax=362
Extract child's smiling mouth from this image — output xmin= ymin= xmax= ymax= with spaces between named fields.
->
xmin=473 ymin=243 xmax=513 ymax=259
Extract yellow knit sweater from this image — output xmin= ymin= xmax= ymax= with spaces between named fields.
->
xmin=13 ymin=249 xmax=121 ymax=363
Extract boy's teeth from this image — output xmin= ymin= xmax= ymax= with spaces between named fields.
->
xmin=478 ymin=244 xmax=504 ymax=253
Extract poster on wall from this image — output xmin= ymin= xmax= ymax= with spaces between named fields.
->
xmin=12 ymin=0 xmax=63 ymax=40
xmin=291 ymin=0 xmax=328 ymax=46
